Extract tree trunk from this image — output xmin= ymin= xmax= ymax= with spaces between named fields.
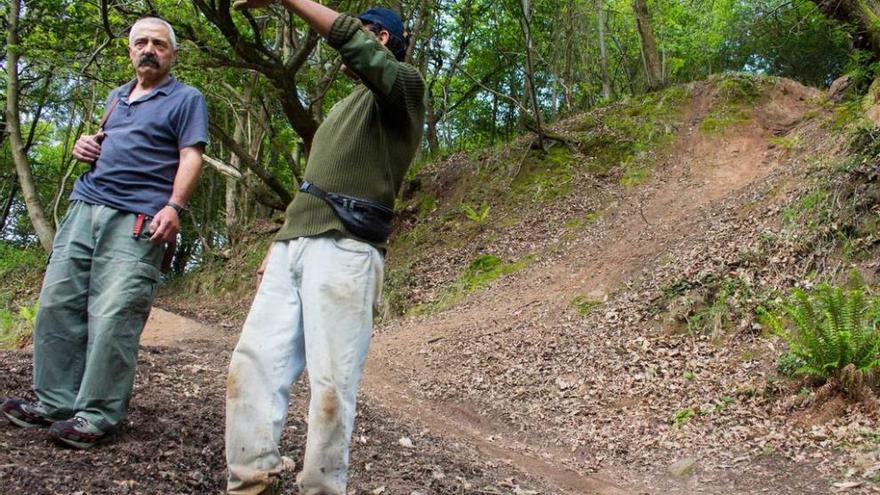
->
xmin=6 ymin=0 xmax=55 ymax=251
xmin=0 ymin=183 xmax=18 ymax=235
xmin=425 ymin=94 xmax=440 ymax=155
xmin=632 ymin=0 xmax=664 ymax=91
xmin=810 ymin=1 xmax=880 ymax=58
xmin=596 ymin=0 xmax=612 ymax=100
xmin=518 ymin=0 xmax=545 ymax=149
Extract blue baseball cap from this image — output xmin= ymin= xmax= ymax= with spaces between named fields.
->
xmin=357 ymin=7 xmax=405 ymax=41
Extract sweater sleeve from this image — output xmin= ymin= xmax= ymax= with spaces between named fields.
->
xmin=326 ymin=14 xmax=425 ymax=116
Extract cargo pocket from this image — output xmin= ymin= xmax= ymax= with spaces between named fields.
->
xmin=127 ymin=261 xmax=162 ymax=319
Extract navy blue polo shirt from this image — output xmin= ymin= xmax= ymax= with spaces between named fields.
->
xmin=71 ymin=76 xmax=209 ymax=217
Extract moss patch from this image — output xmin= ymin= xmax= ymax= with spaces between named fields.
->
xmin=571 ymin=295 xmax=602 ymax=316
xmin=412 ymin=253 xmax=533 ymax=315
xmin=565 ymin=211 xmax=602 ymax=230
xmin=576 ymin=86 xmax=689 ymax=177
xmin=700 ymin=73 xmax=766 ymax=134
xmin=511 ymin=146 xmax=576 ymax=202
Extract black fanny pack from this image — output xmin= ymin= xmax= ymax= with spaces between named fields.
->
xmin=299 ymin=181 xmax=394 ymax=243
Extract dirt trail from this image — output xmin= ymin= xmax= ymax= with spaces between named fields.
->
xmin=364 ymin=80 xmax=820 ymax=494
xmin=141 ymin=307 xmax=227 ymax=347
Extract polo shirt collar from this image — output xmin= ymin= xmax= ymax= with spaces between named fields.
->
xmin=120 ymin=75 xmax=178 ymax=104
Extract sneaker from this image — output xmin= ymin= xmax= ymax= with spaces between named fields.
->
xmin=1 ymin=398 xmax=58 ymax=429
xmin=49 ymin=416 xmax=112 ymax=449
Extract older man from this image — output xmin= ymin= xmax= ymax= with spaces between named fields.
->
xmin=1 ymin=17 xmax=208 ymax=449
xmin=225 ymin=1 xmax=424 ymax=494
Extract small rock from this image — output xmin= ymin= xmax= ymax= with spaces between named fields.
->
xmin=832 ymin=481 xmax=863 ymax=491
xmin=827 ymin=75 xmax=854 ymax=103
xmin=398 ymin=437 xmax=414 ymax=449
xmin=668 ymin=457 xmax=697 ymax=477
xmin=371 ymin=486 xmax=386 ymax=494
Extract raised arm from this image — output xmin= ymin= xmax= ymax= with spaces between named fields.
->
xmin=233 ymin=0 xmax=338 ymax=36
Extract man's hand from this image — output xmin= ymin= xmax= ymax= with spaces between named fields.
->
xmin=72 ymin=132 xmax=105 ymax=163
xmin=149 ymin=206 xmax=180 ymax=244
xmin=232 ymin=0 xmax=275 ymax=10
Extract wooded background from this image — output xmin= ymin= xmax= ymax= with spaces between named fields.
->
xmin=1 ymin=0 xmax=874 ymax=269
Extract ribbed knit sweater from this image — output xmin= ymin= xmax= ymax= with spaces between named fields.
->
xmin=275 ymin=14 xmax=426 ymax=247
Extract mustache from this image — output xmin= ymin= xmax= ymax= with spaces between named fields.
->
xmin=137 ymin=54 xmax=160 ymax=68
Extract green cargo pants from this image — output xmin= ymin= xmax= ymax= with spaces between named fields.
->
xmin=33 ymin=201 xmax=164 ymax=431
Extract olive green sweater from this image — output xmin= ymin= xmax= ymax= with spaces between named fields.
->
xmin=275 ymin=14 xmax=426 ymax=247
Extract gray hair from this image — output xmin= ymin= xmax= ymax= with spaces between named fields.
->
xmin=129 ymin=17 xmax=177 ymax=50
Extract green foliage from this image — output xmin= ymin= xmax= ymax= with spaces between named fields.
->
xmin=575 ymin=85 xmax=689 ymax=178
xmin=769 ymin=134 xmax=802 ymax=151
xmin=686 ymin=293 xmax=729 ymax=335
xmin=413 ymin=253 xmax=532 ymax=315
xmin=382 ymin=263 xmax=414 ymax=319
xmin=844 ymin=50 xmax=880 ymax=92
xmin=699 ymin=74 xmax=766 ymax=134
xmin=460 ymin=201 xmax=491 ymax=225
xmin=565 ymin=211 xmax=602 ymax=230
xmin=700 ymin=107 xmax=749 ymax=134
xmin=766 ymin=282 xmax=880 ymax=383
xmin=0 ymin=302 xmax=39 ymax=350
xmin=571 ymin=295 xmax=601 ymax=316
xmin=416 ymin=194 xmax=439 ymax=219
xmin=783 ymin=187 xmax=833 ymax=233
xmin=0 ymin=243 xmax=45 ymax=274
xmin=619 ymin=165 xmax=650 ymax=187
xmin=776 ymin=351 xmax=804 ymax=377
xmin=0 ymin=242 xmax=45 ymax=348
xmin=713 ymin=395 xmax=734 ymax=413
xmin=672 ymin=407 xmax=696 ymax=427
xmin=511 ymin=146 xmax=576 ymax=202
xmin=714 ymin=73 xmax=763 ymax=103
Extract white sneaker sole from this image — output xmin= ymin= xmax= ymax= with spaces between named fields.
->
xmin=50 ymin=434 xmax=97 ymax=450
xmin=2 ymin=410 xmax=48 ymax=429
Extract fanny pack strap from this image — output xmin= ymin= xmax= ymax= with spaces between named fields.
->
xmin=299 ymin=180 xmax=328 ymax=200
xmin=299 ymin=181 xmax=393 ymax=214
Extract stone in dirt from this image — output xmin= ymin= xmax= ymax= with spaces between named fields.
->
xmin=827 ymin=75 xmax=854 ymax=103
xmin=668 ymin=457 xmax=697 ymax=477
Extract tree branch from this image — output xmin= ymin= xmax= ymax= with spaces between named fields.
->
xmin=209 ymin=121 xmax=292 ymax=209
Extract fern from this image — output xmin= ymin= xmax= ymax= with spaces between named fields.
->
xmin=460 ymin=201 xmax=491 ymax=225
xmin=775 ymin=282 xmax=880 ymax=385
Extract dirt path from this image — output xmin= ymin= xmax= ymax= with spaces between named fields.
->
xmin=141 ymin=307 xmax=228 ymax=347
xmin=364 ymin=80 xmax=822 ymax=494
xmin=142 ymin=310 xmax=627 ymax=493
xmin=2 ymin=309 xmax=559 ymax=494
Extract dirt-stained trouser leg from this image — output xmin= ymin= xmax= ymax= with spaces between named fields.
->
xmin=296 ymin=235 xmax=383 ymax=495
xmin=225 ymin=235 xmax=382 ymax=495
xmin=226 ymin=240 xmax=306 ymax=495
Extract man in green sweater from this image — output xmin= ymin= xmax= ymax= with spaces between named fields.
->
xmin=226 ymin=1 xmax=425 ymax=494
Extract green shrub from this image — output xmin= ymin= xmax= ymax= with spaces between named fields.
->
xmin=0 ymin=302 xmax=39 ymax=349
xmin=460 ymin=201 xmax=491 ymax=225
xmin=0 ymin=242 xmax=45 ymax=348
xmin=763 ymin=283 xmax=880 ymax=384
xmin=672 ymin=407 xmax=696 ymax=426
xmin=775 ymin=351 xmax=803 ymax=377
